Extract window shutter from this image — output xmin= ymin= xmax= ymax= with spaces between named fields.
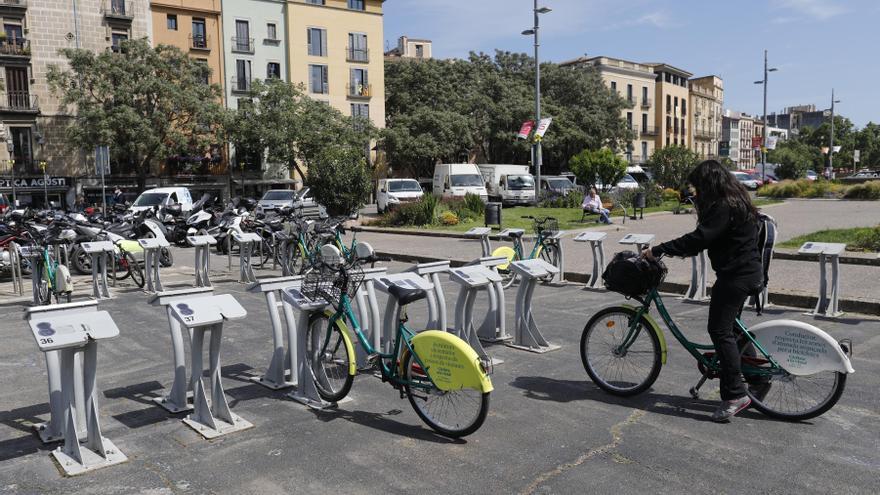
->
xmin=321 ymin=29 xmax=327 ymax=56
xmin=322 ymin=66 xmax=329 ymax=93
xmin=307 ymin=29 xmax=313 ymax=55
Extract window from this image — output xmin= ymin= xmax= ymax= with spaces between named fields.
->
xmin=665 ymin=73 xmax=671 ymax=83
xmin=351 ymin=103 xmax=369 ymax=119
xmin=167 ymin=14 xmax=178 ymax=30
xmin=626 ymin=112 xmax=632 ymax=128
xmin=235 ymin=59 xmax=251 ymax=92
xmin=306 ymin=0 xmax=325 ymax=4
xmin=267 ymin=62 xmax=281 ymax=79
xmin=681 ymin=100 xmax=687 ymax=117
xmin=626 ymin=84 xmax=633 ymax=101
xmin=349 ymin=68 xmax=369 ymax=96
xmin=307 ymin=28 xmax=327 ymax=56
xmin=674 ymin=96 xmax=678 ymax=110
xmin=10 ymin=127 xmax=33 ymax=171
xmin=642 ymin=86 xmax=648 ymax=102
xmin=111 ymin=31 xmax=128 ymax=52
xmin=641 ymin=141 xmax=648 ymax=160
xmin=234 ymin=20 xmax=251 ymax=52
xmin=348 ymin=0 xmax=365 ymax=10
xmin=610 ymin=81 xmax=617 ymax=92
xmin=666 ymin=94 xmax=671 ymax=112
xmin=267 ymin=23 xmax=278 ymax=40
xmin=309 ymin=64 xmax=328 ymax=94
xmin=348 ymin=33 xmax=368 ymax=62
xmin=192 ymin=18 xmax=207 ymax=49
xmin=415 ymin=44 xmax=424 ymax=58
xmin=641 ymin=113 xmax=648 ymax=130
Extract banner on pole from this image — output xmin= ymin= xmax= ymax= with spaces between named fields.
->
xmin=534 ymin=117 xmax=553 ymax=138
xmin=854 ymin=150 xmax=860 ymax=163
xmin=766 ymin=136 xmax=778 ymax=150
xmin=751 ymin=136 xmax=763 ymax=150
xmin=832 ymin=145 xmax=842 ymax=153
xmin=516 ymin=120 xmax=535 ymax=140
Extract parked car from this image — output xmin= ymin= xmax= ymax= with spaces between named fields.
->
xmin=432 ymin=163 xmax=489 ymax=202
xmin=130 ymin=187 xmax=193 ymax=213
xmin=805 ymin=170 xmax=818 ymax=181
xmin=257 ymin=189 xmax=297 ymax=212
xmin=377 ymin=178 xmax=424 ymax=213
xmin=539 ymin=176 xmax=576 ymax=196
xmin=732 ymin=171 xmax=760 ymax=190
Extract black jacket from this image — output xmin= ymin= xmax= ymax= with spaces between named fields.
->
xmin=652 ymin=201 xmax=762 ymax=279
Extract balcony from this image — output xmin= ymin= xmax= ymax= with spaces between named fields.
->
xmin=694 ymin=128 xmax=713 ymax=139
xmin=0 ymin=91 xmax=39 ymax=113
xmin=627 ymin=124 xmax=639 ymax=135
xmin=0 ymin=38 xmax=30 ymax=58
xmin=230 ymin=77 xmax=251 ymax=94
xmin=640 ymin=97 xmax=651 ymax=108
xmin=346 ymin=46 xmax=369 ymax=63
xmin=231 ymin=37 xmax=254 ymax=54
xmin=626 ymin=96 xmax=637 ymax=107
xmin=347 ymin=83 xmax=371 ymax=99
xmin=190 ymin=34 xmax=209 ymax=51
xmin=102 ymin=0 xmax=134 ymax=21
xmin=642 ymin=125 xmax=658 ymax=136
xmin=627 ymin=154 xmax=642 ymax=164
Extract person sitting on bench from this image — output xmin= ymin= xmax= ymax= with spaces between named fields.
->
xmin=583 ymin=187 xmax=612 ymax=224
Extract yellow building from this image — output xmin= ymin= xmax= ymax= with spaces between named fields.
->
xmin=285 ymin=0 xmax=385 ymax=130
xmin=689 ymin=75 xmax=723 ymax=159
xmin=647 ymin=63 xmax=692 ymax=149
xmin=150 ymin=0 xmax=225 ymax=89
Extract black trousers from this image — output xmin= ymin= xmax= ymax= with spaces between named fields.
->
xmin=708 ymin=274 xmax=762 ymax=400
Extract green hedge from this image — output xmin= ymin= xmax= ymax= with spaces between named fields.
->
xmin=758 ymin=179 xmax=880 ymax=199
xmin=380 ymin=193 xmax=485 ymax=227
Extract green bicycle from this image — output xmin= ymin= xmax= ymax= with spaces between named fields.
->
xmin=301 ymin=259 xmax=493 ymax=437
xmin=580 ymin=282 xmax=854 ymax=421
xmin=492 ymin=216 xmax=560 ymax=289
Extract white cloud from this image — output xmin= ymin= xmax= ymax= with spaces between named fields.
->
xmin=773 ymin=0 xmax=848 ymax=20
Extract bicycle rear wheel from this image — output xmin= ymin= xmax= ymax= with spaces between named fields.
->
xmin=538 ymin=244 xmax=556 ymax=283
xmin=581 ymin=306 xmax=662 ymax=396
xmin=305 ymin=313 xmax=355 ymax=402
xmin=403 ymin=351 xmax=489 ymax=438
xmin=746 ymin=369 xmax=846 ymax=421
xmin=125 ymin=252 xmax=145 ymax=288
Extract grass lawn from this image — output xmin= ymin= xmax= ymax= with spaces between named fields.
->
xmin=377 ymin=198 xmax=782 ymax=233
xmin=778 ymin=227 xmax=878 ymax=252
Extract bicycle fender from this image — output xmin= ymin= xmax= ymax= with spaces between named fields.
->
xmin=324 ymin=310 xmax=358 ymax=377
xmin=491 ymin=246 xmax=516 ymax=271
xmin=621 ymin=304 xmax=667 ymax=365
xmin=748 ymin=319 xmax=854 ymax=375
xmin=411 ymin=330 xmax=494 ymax=393
xmin=118 ymin=239 xmax=144 ymax=254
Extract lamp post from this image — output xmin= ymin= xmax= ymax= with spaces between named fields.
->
xmin=522 ymin=1 xmax=551 ymax=203
xmin=6 ymin=159 xmax=15 ymax=208
xmin=828 ymin=89 xmax=840 ymax=179
xmin=753 ymin=49 xmax=777 ymax=182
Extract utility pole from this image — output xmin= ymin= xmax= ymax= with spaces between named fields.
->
xmin=522 ymin=1 xmax=551 ymax=203
xmin=828 ymin=89 xmax=839 ymax=179
xmin=754 ymin=50 xmax=777 ymax=182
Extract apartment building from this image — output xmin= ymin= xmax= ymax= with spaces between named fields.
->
xmin=722 ymin=110 xmax=755 ymax=169
xmin=0 ymin=0 xmax=148 ymax=206
xmin=559 ymin=55 xmax=656 ymax=164
xmin=648 ymin=63 xmax=692 ymax=150
xmin=688 ymin=75 xmax=723 ymax=159
xmin=385 ymin=35 xmax=432 ymax=60
xmin=151 ymin=1 xmax=224 ymax=88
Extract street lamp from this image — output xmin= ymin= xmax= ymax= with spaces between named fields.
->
xmin=40 ymin=161 xmax=48 ymax=208
xmin=753 ymin=49 xmax=778 ymax=182
xmin=5 ymin=159 xmax=14 ymax=208
xmin=522 ymin=1 xmax=551 ymax=203
xmin=828 ymin=89 xmax=841 ymax=179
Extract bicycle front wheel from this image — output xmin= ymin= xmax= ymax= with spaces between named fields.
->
xmin=403 ymin=351 xmax=490 ymax=438
xmin=126 ymin=252 xmax=145 ymax=288
xmin=581 ymin=306 xmax=663 ymax=396
xmin=305 ymin=313 xmax=355 ymax=402
xmin=538 ymin=244 xmax=557 ymax=283
xmin=747 ymin=369 xmax=846 ymax=421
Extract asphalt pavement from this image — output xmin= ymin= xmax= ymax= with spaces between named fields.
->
xmin=1 ymin=265 xmax=878 ymax=494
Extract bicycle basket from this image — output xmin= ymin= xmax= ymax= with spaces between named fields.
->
xmin=301 ymin=263 xmax=365 ymax=305
xmin=533 ymin=217 xmax=559 ymax=237
xmin=602 ymin=250 xmax=667 ymax=298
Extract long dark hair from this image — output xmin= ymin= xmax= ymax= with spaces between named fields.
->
xmin=687 ymin=160 xmax=758 ymax=222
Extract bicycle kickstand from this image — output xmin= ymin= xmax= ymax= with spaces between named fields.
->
xmin=689 ymin=373 xmax=709 ymax=399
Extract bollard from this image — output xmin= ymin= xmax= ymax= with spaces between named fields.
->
xmin=408 ymin=260 xmax=450 ymax=332
xmin=139 ymin=236 xmax=170 ymax=293
xmin=188 ymin=235 xmax=217 ymax=287
xmin=507 ymin=259 xmax=561 ymax=353
xmin=681 ymin=250 xmax=709 ymax=302
xmin=573 ymin=232 xmax=607 ymax=290
xmin=353 ymin=267 xmax=387 ymax=368
xmin=799 ymin=242 xmax=846 ymax=318
xmin=281 ymin=284 xmax=338 ymax=409
xmin=25 ymin=301 xmax=127 ymax=475
xmin=465 ymin=227 xmax=493 ymax=258
xmin=448 ymin=264 xmax=504 ymax=366
xmin=246 ymin=275 xmax=303 ymax=390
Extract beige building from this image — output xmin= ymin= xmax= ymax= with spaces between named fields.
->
xmin=722 ymin=110 xmax=755 ymax=169
xmin=647 ymin=63 xmax=692 ymax=150
xmin=286 ymin=0 xmax=385 ymax=132
xmin=752 ymin=119 xmax=764 ymax=166
xmin=385 ymin=35 xmax=431 ymax=60
xmin=559 ymin=55 xmax=656 ymax=164
xmin=688 ymin=75 xmax=723 ymax=159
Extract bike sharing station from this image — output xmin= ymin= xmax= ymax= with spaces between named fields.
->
xmin=246 ymin=275 xmax=303 ymax=390
xmin=465 ymin=227 xmax=493 ymax=257
xmin=798 ymin=242 xmax=847 ymax=318
xmin=681 ymin=250 xmax=710 ymax=303
xmin=80 ymin=241 xmax=115 ymax=300
xmin=507 ymin=259 xmax=561 ymax=353
xmin=573 ymin=231 xmax=607 ymax=290
xmin=354 ymin=266 xmax=388 ymax=367
xmin=138 ymin=235 xmax=170 ymax=293
xmin=407 ymin=260 xmax=451 ymax=333
xmin=188 ymin=234 xmax=217 ymax=288
xmin=618 ymin=233 xmax=655 ymax=252
xmin=374 ymin=271 xmax=435 ymax=353
xmin=448 ymin=263 xmax=507 ymax=365
xmin=24 ymin=300 xmax=127 ymax=475
xmin=228 ymin=231 xmax=264 ymax=284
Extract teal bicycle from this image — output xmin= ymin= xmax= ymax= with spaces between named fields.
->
xmin=492 ymin=216 xmax=560 ymax=289
xmin=300 ymin=258 xmax=493 ymax=437
xmin=580 ymin=262 xmax=854 ymax=421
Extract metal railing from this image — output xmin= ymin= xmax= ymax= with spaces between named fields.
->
xmin=626 ymin=96 xmax=637 ymax=106
xmin=640 ymin=97 xmax=651 ymax=108
xmin=1 ymin=91 xmax=38 ymax=111
xmin=346 ymin=46 xmax=369 ymax=63
xmin=231 ymin=37 xmax=254 ymax=54
xmin=642 ymin=125 xmax=658 ymax=135
xmin=230 ymin=77 xmax=251 ymax=93
xmin=102 ymin=0 xmax=134 ymax=19
xmin=0 ymin=38 xmax=29 ymax=56
xmin=694 ymin=128 xmax=714 ymax=139
xmin=347 ymin=83 xmax=371 ymax=98
xmin=627 ymin=124 xmax=640 ymax=135
xmin=190 ymin=34 xmax=209 ymax=50
xmin=627 ymin=154 xmax=642 ymax=164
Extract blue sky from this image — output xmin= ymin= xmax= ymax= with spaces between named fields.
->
xmin=384 ymin=0 xmax=878 ymax=127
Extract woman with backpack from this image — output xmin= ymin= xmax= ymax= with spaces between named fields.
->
xmin=642 ymin=160 xmax=768 ymax=422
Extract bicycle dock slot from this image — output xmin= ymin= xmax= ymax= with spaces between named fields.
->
xmin=148 ymin=286 xmax=215 ymax=413
xmin=681 ymin=250 xmax=710 ymax=303
xmin=138 ymin=236 xmax=170 ymax=293
xmin=449 ymin=264 xmax=505 ymax=366
xmin=475 ymin=256 xmax=510 ymax=343
xmin=618 ymin=233 xmax=655 ymax=253
xmin=19 ymin=245 xmax=46 ymax=305
xmin=507 ymin=259 xmax=561 ymax=353
xmin=25 ymin=301 xmax=128 ymax=475
xmin=573 ymin=231 xmax=607 ymax=290
xmin=187 ymin=234 xmax=217 ymax=288
xmin=799 ymin=242 xmax=847 ymax=318
xmin=543 ymin=230 xmax=568 ymax=283
xmin=81 ymin=241 xmax=116 ymax=300
xmin=353 ymin=267 xmax=388 ymax=368
xmin=169 ymin=293 xmax=253 ymax=439
xmin=229 ymin=231 xmax=263 ymax=284
xmin=408 ymin=260 xmax=451 ymax=332
xmin=6 ymin=241 xmax=24 ymax=296
xmin=247 ymin=276 xmax=303 ymax=390
xmin=465 ymin=227 xmax=493 ymax=258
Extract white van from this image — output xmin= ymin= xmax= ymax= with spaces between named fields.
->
xmin=376 ymin=178 xmax=424 ymax=214
xmin=477 ymin=164 xmax=535 ymax=205
xmin=432 ymin=163 xmax=489 ymax=202
xmin=130 ymin=187 xmax=194 ymax=213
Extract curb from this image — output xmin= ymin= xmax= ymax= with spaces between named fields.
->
xmin=374 ymin=251 xmax=880 ymax=316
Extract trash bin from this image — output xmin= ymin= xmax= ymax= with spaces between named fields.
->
xmin=630 ymin=192 xmax=646 ymax=220
xmin=485 ymin=202 xmax=502 ymax=227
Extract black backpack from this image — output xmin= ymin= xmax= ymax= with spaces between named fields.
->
xmin=750 ymin=213 xmax=778 ymax=315
xmin=603 ymin=251 xmax=668 ymax=298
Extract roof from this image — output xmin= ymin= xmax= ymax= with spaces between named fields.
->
xmin=644 ymin=62 xmax=693 ymax=78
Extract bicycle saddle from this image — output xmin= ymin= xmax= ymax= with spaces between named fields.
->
xmin=501 ymin=228 xmax=525 ymax=238
xmin=388 ymin=284 xmax=427 ymax=305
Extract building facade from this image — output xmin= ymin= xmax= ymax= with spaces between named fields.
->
xmin=688 ymin=75 xmax=723 ymax=159
xmin=722 ymin=110 xmax=755 ymax=169
xmin=384 ymin=35 xmax=431 ymax=59
xmin=559 ymin=55 xmax=657 ymax=165
xmin=648 ymin=63 xmax=692 ymax=150
xmin=150 ymin=1 xmax=225 ymax=88
xmin=765 ymin=104 xmax=829 ymax=136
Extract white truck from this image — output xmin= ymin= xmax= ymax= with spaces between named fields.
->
xmin=432 ymin=163 xmax=489 ymax=202
xmin=477 ymin=164 xmax=535 ymax=205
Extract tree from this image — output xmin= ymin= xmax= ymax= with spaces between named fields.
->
xmin=719 ymin=157 xmax=736 ymax=170
xmin=47 ymin=39 xmax=225 ymax=190
xmin=569 ymin=148 xmax=627 ymax=191
xmin=768 ymin=139 xmax=821 ymax=179
xmin=647 ymin=146 xmax=699 ymax=189
xmin=306 ymin=146 xmax=372 ymax=216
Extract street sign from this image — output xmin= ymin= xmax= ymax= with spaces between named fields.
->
xmin=95 ymin=146 xmax=110 ymax=176
xmin=516 ymin=120 xmax=534 ymax=140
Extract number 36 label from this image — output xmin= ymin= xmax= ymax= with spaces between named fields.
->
xmin=39 ymin=337 xmax=54 ymax=345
